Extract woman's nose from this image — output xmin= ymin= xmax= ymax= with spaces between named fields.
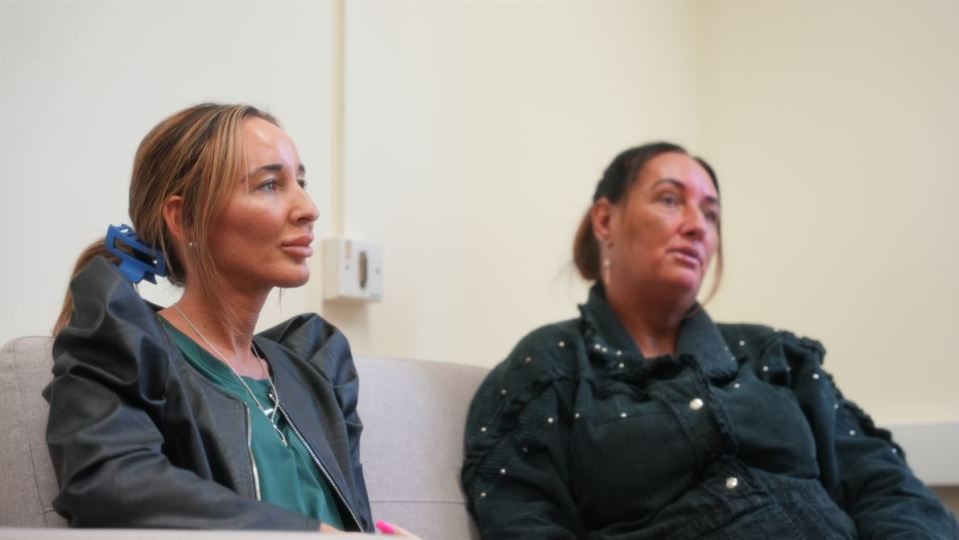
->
xmin=292 ymin=186 xmax=319 ymax=224
xmin=681 ymin=207 xmax=707 ymax=239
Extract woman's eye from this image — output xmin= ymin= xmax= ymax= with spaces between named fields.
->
xmin=659 ymin=193 xmax=680 ymax=206
xmin=705 ymin=210 xmax=720 ymax=224
xmin=257 ymin=179 xmax=278 ymax=192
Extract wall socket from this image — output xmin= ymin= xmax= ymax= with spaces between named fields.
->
xmin=321 ymin=237 xmax=383 ymax=302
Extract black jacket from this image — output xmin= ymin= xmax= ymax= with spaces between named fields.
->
xmin=44 ymin=257 xmax=373 ymax=531
xmin=463 ymin=284 xmax=958 ymax=539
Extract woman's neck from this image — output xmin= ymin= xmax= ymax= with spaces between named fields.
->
xmin=162 ymin=285 xmax=269 ymax=377
xmin=604 ymin=282 xmax=694 ymax=359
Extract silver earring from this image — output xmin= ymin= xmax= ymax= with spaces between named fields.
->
xmin=602 ymin=257 xmax=612 ymax=285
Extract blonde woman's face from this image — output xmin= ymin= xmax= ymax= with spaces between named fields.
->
xmin=207 ymin=117 xmax=318 ymax=292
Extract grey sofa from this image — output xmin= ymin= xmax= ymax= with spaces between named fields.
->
xmin=0 ymin=336 xmax=488 ymax=540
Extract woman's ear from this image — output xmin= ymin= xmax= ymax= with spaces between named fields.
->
xmin=591 ymin=198 xmax=615 ymax=247
xmin=162 ymin=195 xmax=187 ymax=244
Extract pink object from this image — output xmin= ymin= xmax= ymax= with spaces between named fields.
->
xmin=375 ymin=520 xmax=397 ymax=535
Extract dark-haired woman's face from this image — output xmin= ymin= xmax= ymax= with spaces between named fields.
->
xmin=606 ymin=152 xmax=720 ymax=301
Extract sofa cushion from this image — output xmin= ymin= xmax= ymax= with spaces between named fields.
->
xmin=1 ymin=337 xmax=486 ymax=539
xmin=0 ymin=336 xmax=65 ymax=527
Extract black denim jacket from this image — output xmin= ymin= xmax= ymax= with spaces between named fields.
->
xmin=462 ymin=284 xmax=958 ymax=539
xmin=45 ymin=257 xmax=373 ymax=531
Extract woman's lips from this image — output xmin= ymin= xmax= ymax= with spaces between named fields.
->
xmin=669 ymin=248 xmax=701 ymax=267
xmin=282 ymin=235 xmax=314 ymax=258
xmin=281 ymin=245 xmax=313 ymax=258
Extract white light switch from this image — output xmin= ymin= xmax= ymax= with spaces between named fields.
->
xmin=321 ymin=237 xmax=383 ymax=302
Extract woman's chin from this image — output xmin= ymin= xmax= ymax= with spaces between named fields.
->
xmin=661 ymin=273 xmax=704 ymax=299
xmin=274 ymin=268 xmax=311 ymax=289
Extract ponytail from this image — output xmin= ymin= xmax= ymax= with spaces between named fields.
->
xmin=52 ymin=238 xmax=119 ymax=336
xmin=572 ymin=207 xmax=600 ymax=281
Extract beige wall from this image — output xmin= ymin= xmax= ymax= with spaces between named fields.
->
xmin=1 ymin=0 xmax=956 ymax=427
xmin=698 ymin=0 xmax=959 ymax=423
xmin=0 ymin=0 xmax=335 ymax=339
xmin=331 ymin=0 xmax=702 ymax=369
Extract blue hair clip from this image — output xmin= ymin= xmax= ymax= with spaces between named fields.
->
xmin=105 ymin=224 xmax=168 ymax=284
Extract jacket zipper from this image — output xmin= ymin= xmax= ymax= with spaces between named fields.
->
xmin=275 ymin=400 xmax=363 ymax=532
xmin=245 ymin=407 xmax=262 ymax=501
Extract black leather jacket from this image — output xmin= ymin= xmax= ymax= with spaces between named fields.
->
xmin=44 ymin=257 xmax=373 ymax=531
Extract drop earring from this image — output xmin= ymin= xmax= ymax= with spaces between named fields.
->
xmin=602 ymin=241 xmax=613 ymax=285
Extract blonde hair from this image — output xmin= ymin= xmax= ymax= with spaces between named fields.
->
xmin=54 ymin=103 xmax=279 ymax=335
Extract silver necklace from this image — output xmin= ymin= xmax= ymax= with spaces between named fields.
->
xmin=172 ymin=304 xmax=288 ymax=447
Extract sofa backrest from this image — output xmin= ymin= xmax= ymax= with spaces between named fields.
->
xmin=356 ymin=356 xmax=487 ymax=540
xmin=0 ymin=336 xmax=488 ymax=540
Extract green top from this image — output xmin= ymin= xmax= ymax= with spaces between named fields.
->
xmin=161 ymin=319 xmax=345 ymax=529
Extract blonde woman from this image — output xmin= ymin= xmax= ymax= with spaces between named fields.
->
xmin=47 ymin=103 xmax=413 ymax=536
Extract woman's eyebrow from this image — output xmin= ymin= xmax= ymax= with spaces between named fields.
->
xmin=652 ymin=177 xmax=720 ymax=205
xmin=651 ymin=177 xmax=685 ymax=190
xmin=248 ymin=163 xmax=307 ymax=175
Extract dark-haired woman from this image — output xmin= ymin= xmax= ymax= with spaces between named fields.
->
xmin=46 ymin=103 xmax=416 ymax=536
xmin=461 ymin=143 xmax=958 ymax=539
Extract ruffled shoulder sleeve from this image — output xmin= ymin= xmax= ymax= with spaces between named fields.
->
xmin=461 ymin=320 xmax=585 ymax=539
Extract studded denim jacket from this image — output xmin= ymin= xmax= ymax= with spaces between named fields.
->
xmin=462 ymin=284 xmax=958 ymax=539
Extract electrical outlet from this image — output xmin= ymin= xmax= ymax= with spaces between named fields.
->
xmin=321 ymin=237 xmax=383 ymax=302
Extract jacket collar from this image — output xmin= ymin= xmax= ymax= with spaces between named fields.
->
xmin=580 ymin=283 xmax=737 ymax=379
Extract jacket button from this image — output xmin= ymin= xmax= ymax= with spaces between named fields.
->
xmin=689 ymin=398 xmax=704 ymax=411
xmin=725 ymin=477 xmax=739 ymax=489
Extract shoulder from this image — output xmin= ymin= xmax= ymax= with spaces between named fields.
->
xmin=716 ymin=322 xmax=826 ymax=363
xmin=715 ymin=322 xmax=777 ymax=346
xmin=466 ymin=319 xmax=581 ymax=437
xmin=257 ymin=313 xmax=357 ymax=385
xmin=63 ymin=256 xmax=157 ymax=331
xmin=482 ymin=318 xmax=582 ymax=394
xmin=52 ymin=256 xmax=175 ymax=393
